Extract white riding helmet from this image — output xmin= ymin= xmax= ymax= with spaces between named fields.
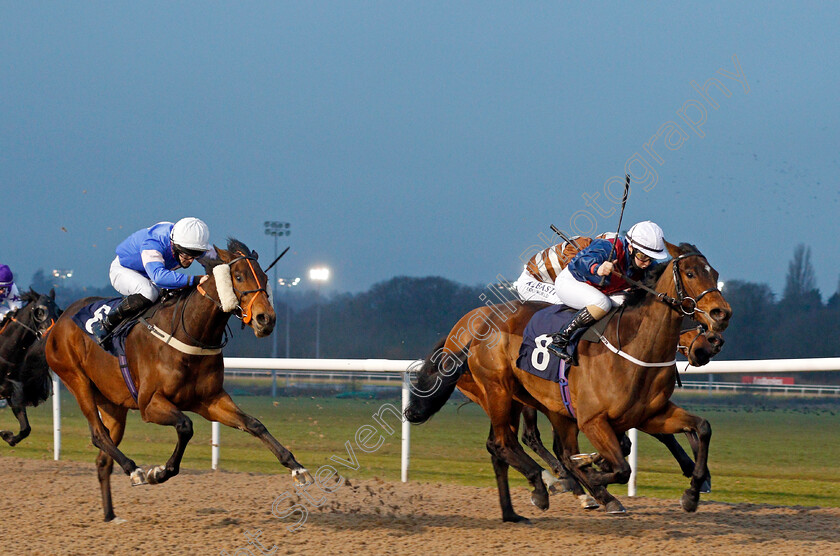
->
xmin=170 ymin=217 xmax=211 ymax=253
xmin=626 ymin=221 xmax=668 ymax=260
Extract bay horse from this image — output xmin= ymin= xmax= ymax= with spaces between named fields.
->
xmin=405 ymin=242 xmax=731 ymax=522
xmin=0 ymin=289 xmax=61 ymax=446
xmin=521 ymin=326 xmax=724 ymax=502
xmin=45 ymin=239 xmax=313 ymax=522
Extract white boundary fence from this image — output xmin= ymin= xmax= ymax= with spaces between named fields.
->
xmin=50 ymin=356 xmax=840 ymax=494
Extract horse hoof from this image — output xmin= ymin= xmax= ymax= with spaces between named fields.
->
xmin=145 ymin=465 xmax=167 ymax=485
xmin=130 ymin=468 xmax=148 ymax=487
xmin=700 ymin=479 xmax=712 ymax=494
xmin=541 ymin=469 xmax=564 ymax=495
xmin=292 ymin=468 xmax=313 ymax=485
xmin=110 ymin=517 xmax=128 ymax=525
xmin=0 ymin=431 xmax=14 ymax=445
xmin=681 ymin=489 xmax=699 ymax=512
xmin=530 ymin=491 xmax=549 ymax=511
xmin=503 ymin=514 xmax=532 ymax=525
xmin=579 ymin=494 xmax=599 ymax=510
xmin=605 ymin=500 xmax=627 ymax=515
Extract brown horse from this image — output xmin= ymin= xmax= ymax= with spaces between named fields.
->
xmin=406 ymin=242 xmax=731 ymax=522
xmin=45 ymin=239 xmax=312 ymax=522
xmin=521 ymin=326 xmax=724 ymax=501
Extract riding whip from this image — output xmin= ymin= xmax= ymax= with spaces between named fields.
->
xmin=550 ymin=224 xmax=583 ymax=250
xmin=599 ymin=174 xmax=630 ymax=286
xmin=265 ymin=246 xmax=290 ymax=273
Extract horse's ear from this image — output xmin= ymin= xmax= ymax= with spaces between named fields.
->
xmin=252 ymin=250 xmax=259 ymax=260
xmin=49 ymin=288 xmax=56 ymax=300
xmin=665 ymin=241 xmax=681 ymax=258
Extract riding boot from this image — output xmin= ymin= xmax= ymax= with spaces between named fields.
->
xmin=91 ymin=294 xmax=152 ymax=343
xmin=548 ymin=307 xmax=598 ymax=362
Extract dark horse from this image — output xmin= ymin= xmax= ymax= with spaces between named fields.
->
xmin=520 ymin=326 xmax=724 ymax=502
xmin=406 ymin=243 xmax=731 ymax=522
xmin=0 ymin=289 xmax=62 ymax=446
xmin=46 ymin=239 xmax=313 ymax=522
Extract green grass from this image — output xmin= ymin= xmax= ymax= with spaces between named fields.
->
xmin=2 ymin=388 xmax=839 ymax=507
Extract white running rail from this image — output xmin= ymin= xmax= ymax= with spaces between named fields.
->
xmin=50 ymin=357 xmax=840 ymax=493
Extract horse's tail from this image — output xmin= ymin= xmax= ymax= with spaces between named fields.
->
xmin=404 ymin=336 xmax=471 ymax=424
xmin=12 ymin=338 xmax=52 ymax=407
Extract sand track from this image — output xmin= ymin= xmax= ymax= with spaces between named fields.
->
xmin=1 ymin=456 xmax=837 ymax=555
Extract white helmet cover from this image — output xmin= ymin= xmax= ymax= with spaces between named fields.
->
xmin=171 ymin=217 xmax=211 ymax=252
xmin=626 ymin=221 xmax=668 ymax=260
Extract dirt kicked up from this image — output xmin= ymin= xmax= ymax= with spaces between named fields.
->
xmin=0 ymin=456 xmax=837 ymax=555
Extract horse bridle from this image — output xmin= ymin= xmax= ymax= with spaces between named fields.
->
xmin=670 ymin=252 xmax=722 ymax=319
xmin=613 ymin=251 xmax=721 ymax=321
xmin=197 ymin=252 xmax=270 ymax=324
xmin=0 ymin=302 xmax=56 ymax=341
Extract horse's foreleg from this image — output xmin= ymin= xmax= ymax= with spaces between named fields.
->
xmin=640 ymin=403 xmax=712 ymax=512
xmin=545 ymin=415 xmax=606 ymax=511
xmin=575 ymin=416 xmax=632 ymax=513
xmin=0 ymin=403 xmax=31 ymax=446
xmin=651 ymin=433 xmax=696 ymax=478
xmin=138 ymin=392 xmax=194 ymax=485
xmin=96 ymin=402 xmax=128 ymax=522
xmin=194 ymin=391 xmax=312 ymax=484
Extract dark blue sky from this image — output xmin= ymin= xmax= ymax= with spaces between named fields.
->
xmin=3 ymin=3 xmax=839 ymax=297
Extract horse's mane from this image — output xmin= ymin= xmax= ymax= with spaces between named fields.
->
xmin=623 ymin=243 xmax=703 ymax=307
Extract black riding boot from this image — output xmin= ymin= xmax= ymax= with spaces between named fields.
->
xmin=91 ymin=293 xmax=152 ymax=343
xmin=548 ymin=307 xmax=598 ymax=362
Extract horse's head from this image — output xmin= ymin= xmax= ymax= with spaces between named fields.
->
xmin=15 ymin=288 xmax=62 ymax=339
xmin=679 ymin=326 xmax=724 ymax=367
xmin=206 ymin=239 xmax=276 ymax=338
xmin=665 ymin=242 xmax=732 ymax=333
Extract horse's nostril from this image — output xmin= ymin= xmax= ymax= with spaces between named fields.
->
xmin=256 ymin=313 xmax=269 ymax=326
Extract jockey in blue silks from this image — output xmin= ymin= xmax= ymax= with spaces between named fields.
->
xmin=0 ymin=265 xmax=23 ymax=323
xmin=91 ymin=218 xmax=216 ymax=342
xmin=550 ymin=221 xmax=669 ymax=361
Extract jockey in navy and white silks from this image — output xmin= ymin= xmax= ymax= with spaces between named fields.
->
xmin=549 ymin=221 xmax=669 ymax=361
xmin=91 ymin=218 xmax=215 ymax=342
xmin=0 ymin=265 xmax=23 ymax=323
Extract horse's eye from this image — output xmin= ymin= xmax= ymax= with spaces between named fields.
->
xmin=686 ymin=271 xmax=694 ymax=279
xmin=235 ymin=274 xmax=244 ymax=282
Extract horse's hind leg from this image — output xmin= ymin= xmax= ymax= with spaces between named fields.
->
xmin=62 ymin=373 xmax=140 ymax=478
xmin=640 ymin=403 xmax=711 ymax=512
xmin=486 ymin=425 xmax=528 ymax=523
xmin=96 ymin=402 xmax=128 ymax=522
xmin=0 ymin=403 xmax=31 ymax=446
xmin=484 ymin=399 xmax=550 ymax=519
xmin=520 ymin=407 xmax=575 ymax=494
xmin=194 ymin=391 xmax=313 ymax=484
xmin=138 ymin=392 xmax=194 ymax=485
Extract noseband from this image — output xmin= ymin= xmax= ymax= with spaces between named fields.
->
xmin=198 ymin=252 xmax=269 ymax=324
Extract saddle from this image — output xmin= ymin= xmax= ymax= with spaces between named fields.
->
xmin=516 ymin=305 xmax=619 ymax=382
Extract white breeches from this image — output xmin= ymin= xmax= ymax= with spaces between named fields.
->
xmin=514 ymin=269 xmax=562 ymax=304
xmin=555 ymin=267 xmax=627 ymax=313
xmin=109 ymin=257 xmax=160 ymax=302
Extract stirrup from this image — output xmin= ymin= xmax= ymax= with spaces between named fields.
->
xmin=547 ymin=343 xmax=571 ymax=361
xmin=90 ymin=320 xmax=111 ymax=344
